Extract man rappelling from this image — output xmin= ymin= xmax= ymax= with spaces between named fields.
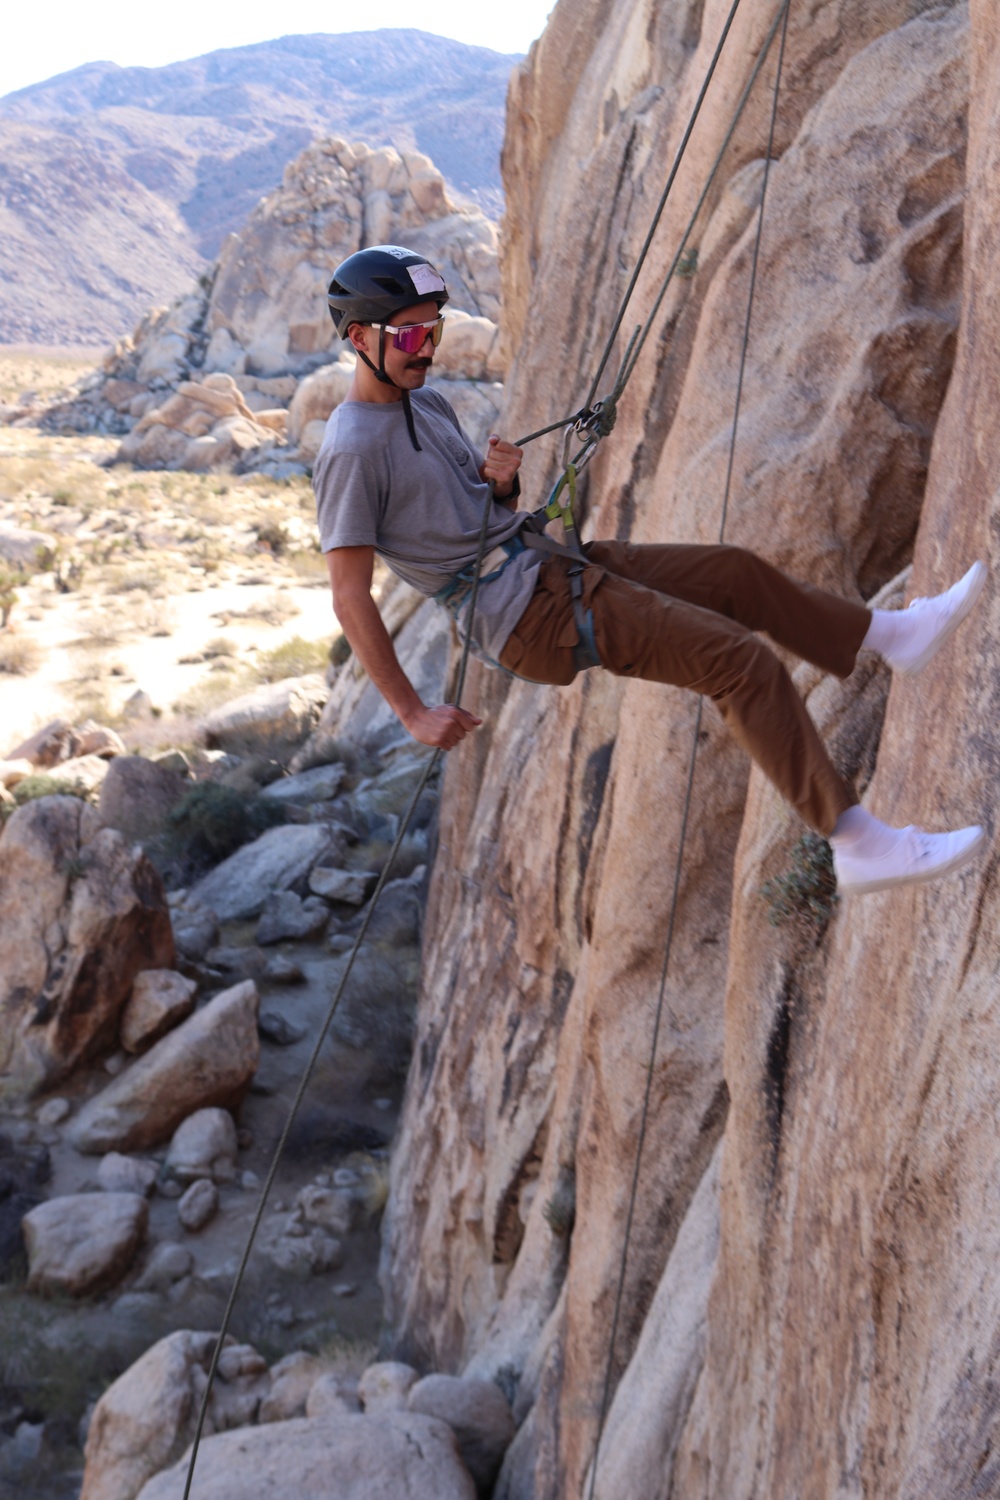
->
xmin=313 ymin=244 xmax=986 ymax=898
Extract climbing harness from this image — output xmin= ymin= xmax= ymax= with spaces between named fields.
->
xmin=182 ymin=1 xmax=791 ymax=1492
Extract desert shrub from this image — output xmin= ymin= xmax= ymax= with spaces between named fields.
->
xmin=237 ymin=590 xmax=299 ymax=627
xmin=254 ymin=636 xmax=329 ymax=683
xmin=0 ymin=635 xmax=42 ymax=675
xmin=164 ymin=782 xmax=288 ymax=874
xmin=0 ymin=569 xmax=22 ymax=628
xmin=7 ymin=775 xmax=84 ymax=810
xmin=761 ymin=832 xmax=839 ymax=930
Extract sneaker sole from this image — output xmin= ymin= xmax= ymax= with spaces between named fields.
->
xmin=897 ymin=560 xmax=987 ymax=676
xmin=837 ymin=826 xmax=986 ymax=895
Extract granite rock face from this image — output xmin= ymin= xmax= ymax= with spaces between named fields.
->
xmin=380 ymin=2 xmax=992 ymax=1498
xmin=0 ymin=797 xmax=174 ymax=1099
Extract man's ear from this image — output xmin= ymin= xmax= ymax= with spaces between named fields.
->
xmin=347 ymin=323 xmax=369 ymax=355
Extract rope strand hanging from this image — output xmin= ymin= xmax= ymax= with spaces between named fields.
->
xmin=584 ymin=4 xmax=792 ymax=1495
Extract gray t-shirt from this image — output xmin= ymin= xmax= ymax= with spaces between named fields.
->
xmin=313 ymin=386 xmax=540 ymax=661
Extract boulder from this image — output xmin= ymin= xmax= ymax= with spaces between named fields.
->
xmin=135 ymin=1242 xmax=193 ymax=1294
xmin=288 ymin=357 xmax=356 ymax=447
xmin=169 ymin=901 xmax=219 ymax=963
xmin=259 ymin=763 xmax=347 ymax=804
xmin=98 ymin=757 xmax=188 ymax=841
xmin=0 ymin=797 xmax=174 ymax=1099
xmin=97 ymin=1153 xmax=158 ymax=1197
xmin=189 ymin=824 xmax=333 ymax=922
xmin=46 ymin=754 xmax=112 ymax=797
xmin=255 ymin=891 xmax=329 ymax=945
xmin=164 ymin=1108 xmax=238 ymax=1184
xmin=305 ymin=1372 xmax=358 ymax=1417
xmin=68 ymin=981 xmax=260 ymax=1154
xmin=120 ymin=970 xmax=197 ymax=1054
xmin=358 ymin=1361 xmax=419 ymax=1414
xmin=5 ymin=719 xmax=123 ymax=770
xmin=0 ymin=758 xmax=34 ymax=789
xmin=177 ymin=1179 xmax=219 ymax=1232
xmin=408 ymin=1375 xmax=516 ymax=1493
xmin=258 ymin=1351 xmax=325 ymax=1423
xmin=199 ymin=674 xmax=327 ymax=757
xmin=134 ymin=1412 xmax=477 ymax=1500
xmin=0 ymin=523 xmax=54 ymax=569
xmin=23 ymin=1192 xmax=148 ymax=1296
xmin=295 ymin=1184 xmax=359 ymax=1237
xmin=79 ymin=1330 xmax=270 ymax=1500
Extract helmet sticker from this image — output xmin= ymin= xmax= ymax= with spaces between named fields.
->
xmin=408 ymin=262 xmax=446 ymax=296
xmin=381 ymin=246 xmax=412 ymax=259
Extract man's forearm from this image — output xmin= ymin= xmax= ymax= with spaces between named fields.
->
xmin=334 ymin=587 xmax=424 ymax=729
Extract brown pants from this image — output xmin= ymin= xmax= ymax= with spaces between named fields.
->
xmin=498 ymin=541 xmax=872 ymax=835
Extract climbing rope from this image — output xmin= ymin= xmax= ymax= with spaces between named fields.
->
xmin=180 ymin=487 xmax=499 ymax=1499
xmin=584 ymin=3 xmax=791 ymax=1495
xmin=183 ymin=2 xmax=791 ymax=1490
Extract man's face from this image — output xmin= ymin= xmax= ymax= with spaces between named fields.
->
xmin=353 ymin=300 xmax=443 ymax=389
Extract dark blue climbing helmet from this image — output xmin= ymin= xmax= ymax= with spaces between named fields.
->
xmin=326 ymin=245 xmax=449 ymax=338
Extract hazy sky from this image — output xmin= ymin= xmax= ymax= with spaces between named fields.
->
xmin=2 ymin=0 xmax=555 ymax=99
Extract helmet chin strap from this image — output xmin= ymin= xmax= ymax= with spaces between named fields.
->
xmin=357 ymin=329 xmax=422 ymax=452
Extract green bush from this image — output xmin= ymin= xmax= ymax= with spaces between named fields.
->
xmin=165 ymin=782 xmax=288 ymax=873
xmin=254 ymin=635 xmax=330 ymax=683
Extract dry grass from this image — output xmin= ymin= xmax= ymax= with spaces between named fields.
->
xmin=0 ymin=635 xmax=43 ymax=675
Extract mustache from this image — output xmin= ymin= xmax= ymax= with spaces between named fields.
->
xmin=406 ymin=357 xmax=433 ymax=370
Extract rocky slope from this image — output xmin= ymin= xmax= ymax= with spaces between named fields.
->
xmin=0 ymin=30 xmax=514 ymax=345
xmin=377 ymin=0 xmax=1000 ymax=1496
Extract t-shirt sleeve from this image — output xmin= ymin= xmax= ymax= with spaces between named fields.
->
xmin=314 ymin=448 xmax=383 ymax=553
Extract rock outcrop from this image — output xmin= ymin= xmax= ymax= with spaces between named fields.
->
xmin=50 ymin=137 xmax=506 ymax=472
xmin=0 ymin=797 xmax=174 ymax=1098
xmin=378 ymin=1 xmax=995 ymax=1497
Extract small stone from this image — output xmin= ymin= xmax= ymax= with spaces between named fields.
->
xmin=135 ymin=1242 xmax=194 ymax=1292
xmin=217 ymin=1343 xmax=267 ymax=1381
xmin=165 ymin=1108 xmax=238 ymax=1184
xmin=266 ymin=1227 xmax=342 ymax=1276
xmin=305 ymin=1372 xmax=356 ymax=1417
xmin=332 ymin=1282 xmax=358 ymax=1298
xmin=314 ymin=1172 xmax=332 ymax=1188
xmin=263 ymin=955 xmax=306 ymax=985
xmin=98 ymin=1152 xmax=159 ymax=1196
xmin=327 ymin=932 xmax=355 ymax=954
xmin=35 ymin=1098 xmax=71 ymax=1127
xmin=296 ymin=1184 xmax=359 ymax=1236
xmin=358 ymin=1360 xmax=419 ymax=1413
xmin=156 ymin=1177 xmax=183 ymax=1200
xmin=104 ymin=1052 xmax=127 ymax=1077
xmin=258 ymin=1011 xmax=307 ymax=1046
xmin=241 ymin=1170 xmax=261 ymax=1190
xmin=308 ymin=867 xmax=376 ymax=905
xmin=259 ymin=1351 xmax=325 ymax=1423
xmin=374 ymin=1097 xmax=393 ymax=1111
xmin=178 ymin=1179 xmax=219 ymax=1232
xmin=256 ymin=891 xmax=330 ymax=946
xmin=333 ymin=1167 xmax=361 ymax=1187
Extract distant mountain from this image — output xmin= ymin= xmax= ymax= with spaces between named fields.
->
xmin=0 ymin=30 xmax=516 ymax=346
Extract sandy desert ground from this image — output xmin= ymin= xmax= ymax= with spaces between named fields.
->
xmin=0 ymin=350 xmax=339 ymax=756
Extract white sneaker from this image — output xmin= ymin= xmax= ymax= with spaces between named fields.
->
xmin=891 ymin=561 xmax=987 ymax=675
xmin=833 ymin=823 xmax=985 ymax=895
